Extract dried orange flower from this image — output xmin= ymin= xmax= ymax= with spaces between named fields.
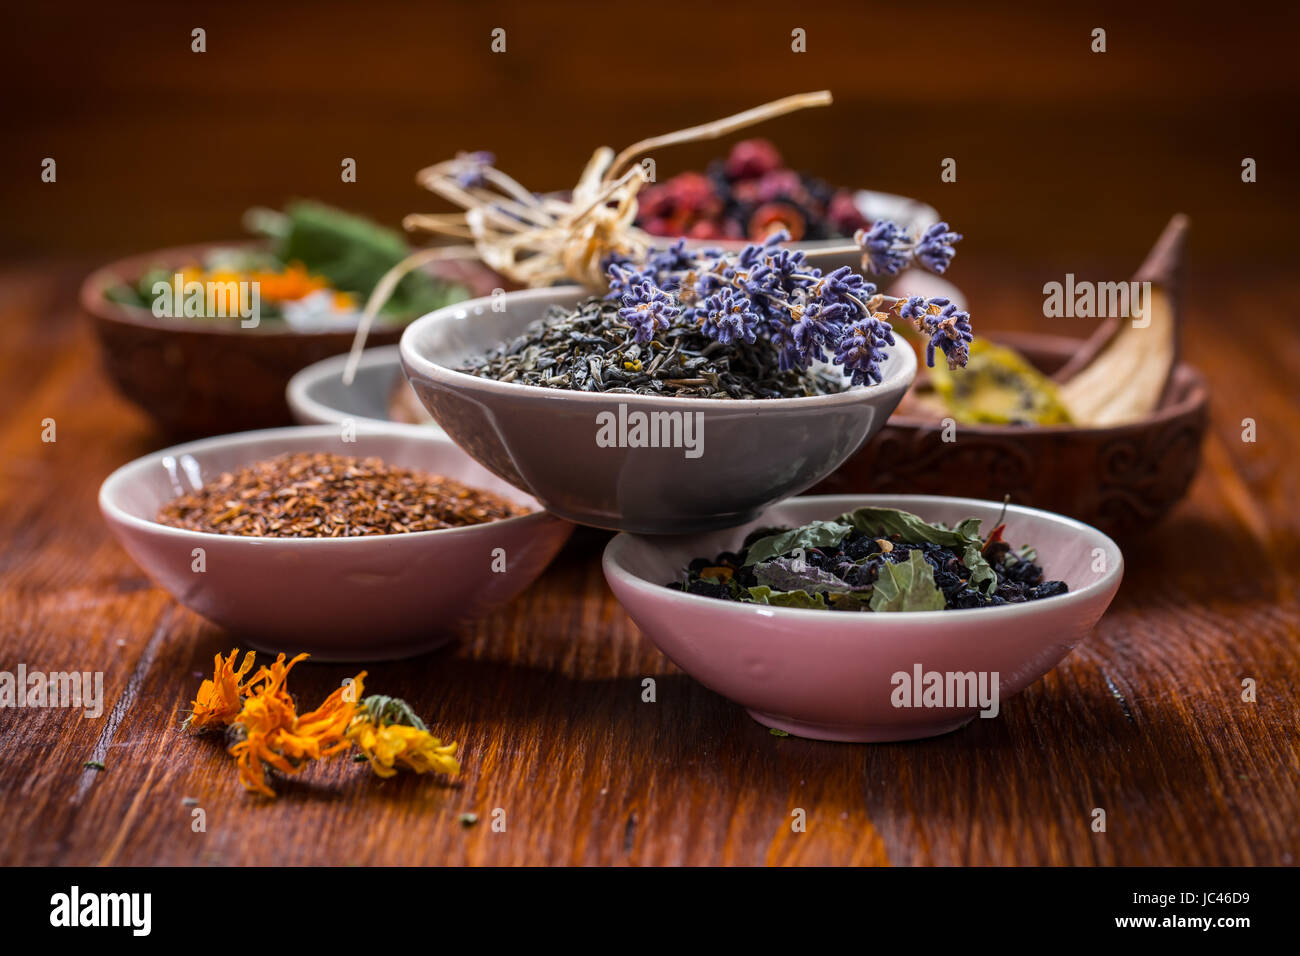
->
xmin=183 ymin=649 xmax=256 ymax=732
xmin=182 ymin=649 xmax=460 ymax=798
xmin=348 ymin=719 xmax=460 ymax=779
xmin=228 ymin=653 xmax=366 ymax=797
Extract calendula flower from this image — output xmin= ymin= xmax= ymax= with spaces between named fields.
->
xmin=348 ymin=694 xmax=460 ymax=779
xmin=348 ymin=721 xmax=460 ymax=779
xmin=182 ymin=649 xmax=462 ymax=798
xmin=183 ymin=649 xmax=256 ymax=732
xmin=227 ymin=653 xmax=366 ymax=797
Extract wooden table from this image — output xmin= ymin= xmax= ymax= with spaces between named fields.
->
xmin=2 ymin=259 xmax=1296 ymax=866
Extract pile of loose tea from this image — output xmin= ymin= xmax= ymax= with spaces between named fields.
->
xmin=461 ymin=298 xmax=845 ymax=400
xmin=157 ymin=452 xmax=528 ymax=537
xmin=668 ymin=506 xmax=1069 ymax=612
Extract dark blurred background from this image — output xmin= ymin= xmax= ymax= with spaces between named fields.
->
xmin=2 ymin=0 xmax=1297 ymax=278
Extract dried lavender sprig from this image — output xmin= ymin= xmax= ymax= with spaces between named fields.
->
xmin=853 ymin=219 xmax=964 ymax=276
xmin=601 ymin=234 xmax=974 ymax=386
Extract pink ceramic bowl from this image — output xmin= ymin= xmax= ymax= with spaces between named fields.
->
xmin=603 ymin=494 xmax=1123 ymax=742
xmin=99 ymin=424 xmax=572 ymax=661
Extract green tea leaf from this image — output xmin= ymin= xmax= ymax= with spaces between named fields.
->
xmin=743 ymin=520 xmax=853 ymax=567
xmin=746 ymin=586 xmax=828 ymax=609
xmin=868 ymin=550 xmax=947 ymax=612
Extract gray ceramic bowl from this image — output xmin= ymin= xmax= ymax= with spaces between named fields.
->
xmin=286 ymin=345 xmax=426 ymax=429
xmin=99 ymin=424 xmax=572 ymax=660
xmin=400 ymin=287 xmax=917 ymax=533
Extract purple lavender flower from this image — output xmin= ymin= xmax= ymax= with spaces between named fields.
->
xmin=918 ymin=300 xmax=973 ymax=369
xmin=618 ymin=280 xmax=680 ymax=344
xmin=914 ymin=222 xmax=963 ymax=274
xmin=737 ymin=229 xmax=792 ymax=270
xmin=898 ymin=295 xmax=929 ymax=321
xmin=605 ymin=262 xmax=651 ymax=299
xmin=858 ymin=220 xmax=911 ymax=276
xmin=596 ymin=229 xmax=971 ymax=385
xmin=818 ymin=265 xmax=877 ymax=306
xmin=701 ymin=287 xmax=760 ymax=345
xmin=791 ymin=306 xmax=835 ymax=362
xmin=452 ymin=151 xmax=495 ymax=189
xmin=645 ymin=239 xmax=699 ymax=276
xmin=833 ymin=317 xmax=896 ymax=386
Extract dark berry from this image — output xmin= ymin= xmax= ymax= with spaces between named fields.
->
xmin=1029 ymin=580 xmax=1069 ymax=600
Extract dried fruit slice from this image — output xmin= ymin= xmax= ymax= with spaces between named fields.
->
xmin=1057 ymin=284 xmax=1175 ymax=425
xmin=1055 ymin=213 xmax=1187 ymax=425
xmin=927 ymin=338 xmax=1072 ymax=425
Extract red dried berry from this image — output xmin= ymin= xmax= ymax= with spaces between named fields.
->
xmin=687 ymin=220 xmax=725 ymax=240
xmin=755 ymin=169 xmax=804 ymax=203
xmin=639 ymin=216 xmax=674 ymax=237
xmin=637 ymin=184 xmax=675 ymax=219
xmin=828 ymin=191 xmax=868 ymax=235
xmin=664 ymin=171 xmax=717 ymax=213
xmin=748 ymin=202 xmax=806 ymax=241
xmin=725 ymin=138 xmax=784 ymax=181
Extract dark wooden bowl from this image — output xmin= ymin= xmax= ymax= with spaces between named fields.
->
xmin=813 ymin=332 xmax=1209 ymax=539
xmin=81 ymin=241 xmax=501 ymax=438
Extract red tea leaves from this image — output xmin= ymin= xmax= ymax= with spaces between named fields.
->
xmin=157 ymin=452 xmax=528 ymax=537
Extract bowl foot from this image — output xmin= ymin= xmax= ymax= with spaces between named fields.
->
xmin=746 ymin=709 xmax=975 ymax=743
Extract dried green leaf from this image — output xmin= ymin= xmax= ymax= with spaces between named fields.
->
xmin=868 ymin=550 xmax=947 ymax=612
xmin=743 ymin=520 xmax=854 ymax=567
xmin=746 ymin=586 xmax=828 ymax=609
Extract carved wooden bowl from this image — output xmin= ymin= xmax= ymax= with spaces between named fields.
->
xmin=813 ymin=332 xmax=1208 ymax=539
xmin=81 ymin=241 xmax=500 ymax=438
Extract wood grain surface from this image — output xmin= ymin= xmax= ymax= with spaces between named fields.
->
xmin=1 ymin=258 xmax=1296 ymax=866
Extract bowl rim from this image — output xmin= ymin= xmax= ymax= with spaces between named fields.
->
xmin=400 ymin=285 xmax=918 ymax=410
xmin=98 ymin=422 xmax=559 ymax=546
xmin=285 ymin=345 xmax=403 ymax=426
xmin=603 ymin=492 xmax=1124 ymax=624
xmin=891 ymin=331 xmax=1209 ymax=435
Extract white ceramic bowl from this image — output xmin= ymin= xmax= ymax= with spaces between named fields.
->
xmin=286 ymin=346 xmax=429 ymax=429
xmin=99 ymin=424 xmax=572 ymax=661
xmin=604 ymin=494 xmax=1124 ymax=741
xmin=400 ymin=287 xmax=917 ymax=533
